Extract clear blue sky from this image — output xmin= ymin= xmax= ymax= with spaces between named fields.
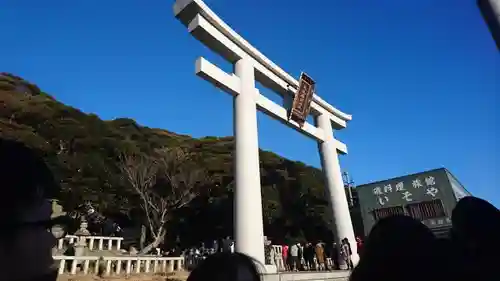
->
xmin=1 ymin=0 xmax=498 ymax=207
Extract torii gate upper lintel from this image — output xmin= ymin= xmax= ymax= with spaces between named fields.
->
xmin=173 ymin=0 xmax=359 ymax=270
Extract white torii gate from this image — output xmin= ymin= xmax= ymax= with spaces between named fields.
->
xmin=173 ymin=0 xmax=359 ymax=269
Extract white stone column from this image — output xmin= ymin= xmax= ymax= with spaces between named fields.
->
xmin=317 ymin=113 xmax=359 ymax=266
xmin=233 ymin=58 xmax=266 ymax=267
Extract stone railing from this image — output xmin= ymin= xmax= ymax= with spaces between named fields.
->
xmin=53 ymin=255 xmax=184 ymax=276
xmin=57 ymin=235 xmax=124 ymax=251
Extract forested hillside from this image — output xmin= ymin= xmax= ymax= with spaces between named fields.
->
xmin=0 ymin=73 xmax=361 ymax=248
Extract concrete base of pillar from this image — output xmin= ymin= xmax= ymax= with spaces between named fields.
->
xmin=263 ymin=265 xmax=277 ymax=274
xmin=262 ymin=271 xmax=350 ymax=281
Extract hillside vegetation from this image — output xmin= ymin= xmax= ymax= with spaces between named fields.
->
xmin=0 ymin=73 xmax=360 ymax=248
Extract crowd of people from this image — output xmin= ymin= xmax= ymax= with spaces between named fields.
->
xmin=188 ymin=196 xmax=500 ymax=281
xmin=266 ymin=237 xmax=361 ymax=271
xmin=183 ymin=235 xmax=361 ymax=272
xmin=182 ymin=237 xmax=236 ymax=270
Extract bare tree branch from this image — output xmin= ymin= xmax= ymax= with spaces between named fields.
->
xmin=118 ymin=153 xmax=158 ymax=238
xmin=117 ymin=147 xmax=210 ymax=254
xmin=156 ymin=147 xmax=210 ymax=210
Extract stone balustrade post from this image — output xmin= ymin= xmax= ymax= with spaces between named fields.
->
xmin=93 ymin=259 xmax=99 ymax=274
xmin=154 ymin=260 xmax=157 ymax=272
xmin=89 ymin=238 xmax=94 ymax=250
xmin=105 ymin=260 xmax=111 ymax=276
xmin=70 ymin=260 xmax=78 ymax=275
xmin=58 ymin=260 xmax=65 ymax=275
xmin=126 ymin=260 xmax=132 ymax=274
xmin=177 ymin=259 xmax=183 ymax=270
xmin=83 ymin=260 xmax=90 ymax=274
xmin=135 ymin=260 xmax=141 ymax=274
xmin=116 ymin=260 xmax=122 ymax=274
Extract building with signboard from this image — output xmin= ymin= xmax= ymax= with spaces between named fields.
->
xmin=355 ymin=168 xmax=470 ymax=238
xmin=347 ymin=187 xmax=365 ymax=237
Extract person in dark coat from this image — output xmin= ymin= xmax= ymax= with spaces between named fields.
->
xmin=222 ymin=236 xmax=233 ymax=253
xmin=303 ymin=243 xmax=315 ymax=270
xmin=0 ymin=139 xmax=63 ymax=281
xmin=331 ymin=242 xmax=340 ymax=270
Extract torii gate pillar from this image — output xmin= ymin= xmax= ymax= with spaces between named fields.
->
xmin=317 ymin=114 xmax=357 ymax=256
xmin=233 ymin=58 xmax=266 ymax=263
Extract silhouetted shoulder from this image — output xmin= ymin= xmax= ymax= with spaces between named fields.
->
xmin=188 ymin=252 xmax=262 ymax=281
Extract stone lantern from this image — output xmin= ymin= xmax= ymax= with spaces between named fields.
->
xmin=73 ymin=217 xmax=91 ymax=256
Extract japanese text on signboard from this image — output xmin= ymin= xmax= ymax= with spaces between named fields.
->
xmin=289 ymin=73 xmax=315 ymax=126
xmin=373 ymin=176 xmax=439 ymax=206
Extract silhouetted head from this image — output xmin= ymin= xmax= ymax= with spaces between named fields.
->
xmin=1 ymin=139 xmax=59 ymax=217
xmin=0 ymin=138 xmax=61 ymax=281
xmin=187 ymin=252 xmax=262 ymax=281
xmin=350 ymin=215 xmax=437 ymax=281
xmin=451 ymin=196 xmax=500 ymax=251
